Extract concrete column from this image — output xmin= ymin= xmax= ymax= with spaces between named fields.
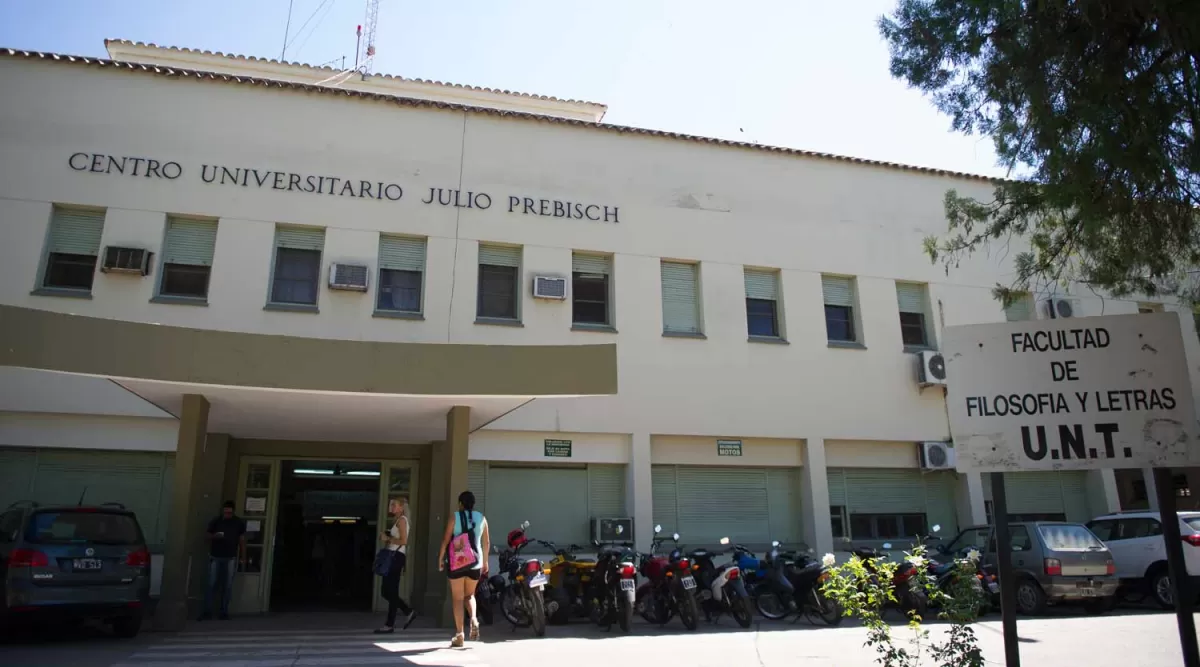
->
xmin=184 ymin=433 xmax=230 ymax=610
xmin=956 ymin=472 xmax=988 ymax=528
xmin=800 ymin=438 xmax=833 ymax=556
xmin=423 ymin=406 xmax=471 ymax=628
xmin=627 ymin=433 xmax=653 ymax=552
xmin=1087 ymin=469 xmax=1122 ymax=515
xmin=1144 ymin=468 xmax=1161 ymax=510
xmin=154 ymin=394 xmax=209 ymax=631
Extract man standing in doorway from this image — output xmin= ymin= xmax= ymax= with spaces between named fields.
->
xmin=200 ymin=500 xmax=246 ymax=621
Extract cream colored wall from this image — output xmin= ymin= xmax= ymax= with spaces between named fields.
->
xmin=825 ymin=440 xmax=920 ymax=469
xmin=468 ymin=430 xmax=630 ymax=464
xmin=650 ymin=435 xmax=803 ymax=467
xmin=0 ymin=368 xmax=171 ymax=417
xmin=0 ymin=412 xmax=178 ymax=451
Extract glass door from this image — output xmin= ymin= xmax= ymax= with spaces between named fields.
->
xmin=374 ymin=461 xmax=419 ymax=613
xmin=232 ymin=457 xmax=280 ymax=614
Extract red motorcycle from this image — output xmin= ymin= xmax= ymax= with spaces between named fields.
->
xmin=635 ymin=525 xmax=701 ymax=631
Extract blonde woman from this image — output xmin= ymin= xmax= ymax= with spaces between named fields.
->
xmin=437 ymin=490 xmax=489 ymax=647
xmin=374 ymin=497 xmax=416 ymax=633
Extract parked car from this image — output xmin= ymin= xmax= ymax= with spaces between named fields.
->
xmin=0 ymin=501 xmax=151 ymax=637
xmin=1086 ymin=511 xmax=1200 ymax=609
xmin=937 ymin=521 xmax=1117 ymax=615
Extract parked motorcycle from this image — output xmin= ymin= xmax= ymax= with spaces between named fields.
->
xmin=731 ymin=540 xmax=797 ymax=620
xmin=587 ymin=523 xmax=638 ymax=632
xmin=541 ymin=540 xmax=598 ymax=625
xmin=774 ymin=546 xmax=843 ymax=625
xmin=492 ymin=521 xmax=549 ymax=637
xmin=688 ymin=538 xmax=754 ymax=628
xmin=851 ymin=542 xmax=929 ymax=620
xmin=636 ymin=524 xmax=701 ymax=631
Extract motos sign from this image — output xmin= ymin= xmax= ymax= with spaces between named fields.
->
xmin=944 ymin=312 xmax=1197 ymax=473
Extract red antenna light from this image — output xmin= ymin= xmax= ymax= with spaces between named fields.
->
xmin=357 ymin=25 xmax=362 ymax=36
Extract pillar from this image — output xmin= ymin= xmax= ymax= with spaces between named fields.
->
xmin=800 ymin=438 xmax=833 ymax=556
xmin=627 ymin=433 xmax=653 ymax=552
xmin=154 ymin=394 xmax=210 ymax=631
xmin=956 ymin=472 xmax=988 ymax=528
xmin=1087 ymin=469 xmax=1122 ymax=515
xmin=423 ymin=405 xmax=470 ymax=628
xmin=1144 ymin=467 xmax=1161 ymax=510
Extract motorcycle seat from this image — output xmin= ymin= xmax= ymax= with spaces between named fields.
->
xmin=690 ymin=549 xmax=710 ymax=559
xmin=570 ymin=558 xmax=597 ymax=564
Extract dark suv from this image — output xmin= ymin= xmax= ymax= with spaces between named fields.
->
xmin=0 ymin=502 xmax=151 ymax=637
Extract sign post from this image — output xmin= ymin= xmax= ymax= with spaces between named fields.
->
xmin=944 ymin=312 xmax=1198 ymax=667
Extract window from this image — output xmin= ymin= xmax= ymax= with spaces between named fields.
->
xmin=830 ymin=505 xmax=847 ymax=539
xmin=159 ymin=217 xmax=217 ymax=300
xmin=377 ymin=235 xmax=426 ymax=314
xmin=269 ymin=226 xmax=324 ymax=306
xmin=477 ymin=244 xmax=521 ymax=321
xmin=1037 ymin=524 xmax=1104 ymax=550
xmin=25 ymin=510 xmax=143 ymax=545
xmin=661 ymin=261 xmax=702 ymax=335
xmin=1003 ymin=293 xmax=1034 ymax=322
xmin=848 ymin=513 xmax=927 ymax=539
xmin=744 ymin=268 xmax=782 ymax=339
xmin=896 ymin=282 xmax=930 ymax=348
xmin=572 ymin=253 xmax=612 ymax=327
xmin=1086 ymin=519 xmax=1117 ymax=541
xmin=822 ymin=275 xmax=857 ymax=343
xmin=41 ymin=207 xmax=104 ymax=292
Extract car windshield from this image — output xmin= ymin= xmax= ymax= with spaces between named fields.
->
xmin=25 ymin=511 xmax=142 ymax=545
xmin=1037 ymin=524 xmax=1104 ymax=551
xmin=1184 ymin=517 xmax=1200 ymax=532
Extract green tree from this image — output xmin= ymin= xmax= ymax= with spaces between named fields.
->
xmin=880 ymin=1 xmax=1200 ymax=304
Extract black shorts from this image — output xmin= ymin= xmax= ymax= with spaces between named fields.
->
xmin=448 ymin=569 xmax=481 ymax=581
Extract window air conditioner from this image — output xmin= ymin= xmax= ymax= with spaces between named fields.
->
xmin=916 ymin=350 xmax=947 ymax=387
xmin=100 ymin=246 xmax=152 ymax=276
xmin=919 ymin=441 xmax=956 ymax=470
xmin=328 ymin=263 xmax=369 ymax=292
xmin=532 ymin=275 xmax=567 ymax=300
xmin=1040 ymin=297 xmax=1080 ymax=319
xmin=591 ymin=517 xmax=634 ymax=544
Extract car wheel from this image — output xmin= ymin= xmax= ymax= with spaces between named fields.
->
xmin=112 ymin=615 xmax=141 ymax=639
xmin=1151 ymin=571 xmax=1174 ymax=609
xmin=1015 ymin=579 xmax=1047 ymax=616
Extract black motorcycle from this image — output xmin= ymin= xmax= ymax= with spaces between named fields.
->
xmin=776 ymin=548 xmax=843 ymax=625
xmin=734 ymin=541 xmax=797 ymax=621
xmin=689 ymin=541 xmax=754 ymax=628
xmin=851 ymin=543 xmax=929 ymax=620
xmin=589 ymin=538 xmax=638 ymax=632
xmin=492 ymin=522 xmax=548 ymax=637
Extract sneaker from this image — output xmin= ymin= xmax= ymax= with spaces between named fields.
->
xmin=450 ymin=633 xmax=464 ymax=648
xmin=401 ymin=610 xmax=417 ymax=630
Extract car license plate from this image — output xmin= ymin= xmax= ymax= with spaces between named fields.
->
xmin=528 ymin=573 xmax=548 ymax=588
xmin=74 ymin=558 xmax=102 ymax=571
xmin=620 ymin=579 xmax=635 ymax=592
xmin=681 ymin=576 xmax=697 ymax=590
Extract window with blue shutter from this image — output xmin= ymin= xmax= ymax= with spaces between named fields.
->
xmin=41 ymin=207 xmax=105 ymax=292
xmin=895 ymin=282 xmax=930 ymax=348
xmin=744 ymin=268 xmax=781 ymax=338
xmin=378 ymin=235 xmax=425 ymax=314
xmin=477 ymin=244 xmax=521 ymax=320
xmin=160 ymin=217 xmax=217 ymax=300
xmin=572 ymin=252 xmax=612 ymax=327
xmin=821 ymin=275 xmax=856 ymax=343
xmin=270 ymin=225 xmax=324 ymax=306
xmin=661 ymin=261 xmax=702 ymax=335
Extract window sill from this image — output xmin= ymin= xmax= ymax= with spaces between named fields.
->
xmin=475 ymin=317 xmax=524 ymax=328
xmin=151 ymin=295 xmax=208 ymax=307
xmin=663 ymin=331 xmax=707 ymax=340
xmin=373 ymin=310 xmax=425 ymax=321
xmin=264 ymin=302 xmax=319 ymax=314
xmin=748 ymin=336 xmax=789 ymax=345
xmin=827 ymin=340 xmax=867 ymax=350
xmin=903 ymin=345 xmax=936 ymax=354
xmin=30 ymin=287 xmax=92 ymax=300
xmin=572 ymin=324 xmax=618 ymax=334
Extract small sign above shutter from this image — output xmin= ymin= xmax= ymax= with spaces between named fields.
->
xmin=717 ymin=440 xmax=743 ymax=456
xmin=544 ymin=439 xmax=573 ymax=457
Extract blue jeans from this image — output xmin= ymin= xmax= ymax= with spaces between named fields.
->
xmin=203 ymin=557 xmax=236 ymax=616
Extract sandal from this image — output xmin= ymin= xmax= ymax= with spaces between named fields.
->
xmin=469 ymin=622 xmax=480 ymax=641
xmin=450 ymin=633 xmax=464 ymax=648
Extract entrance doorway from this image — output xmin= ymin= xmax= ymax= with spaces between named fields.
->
xmin=270 ymin=461 xmax=381 ymax=611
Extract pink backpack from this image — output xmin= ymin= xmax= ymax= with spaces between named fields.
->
xmin=448 ymin=510 xmax=479 ymax=574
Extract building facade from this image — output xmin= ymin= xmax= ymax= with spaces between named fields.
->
xmin=2 ymin=41 xmax=1198 ymax=627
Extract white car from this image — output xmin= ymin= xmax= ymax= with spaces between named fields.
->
xmin=1086 ymin=511 xmax=1200 ymax=608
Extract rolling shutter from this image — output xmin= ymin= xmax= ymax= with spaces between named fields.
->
xmin=661 ymin=262 xmax=701 ymax=334
xmin=1004 ymin=295 xmax=1034 ymax=322
xmin=1003 ymin=472 xmax=1067 ymax=515
xmin=922 ymin=471 xmax=959 ymax=536
xmin=827 ymin=469 xmax=847 ymax=507
xmin=467 ymin=462 xmax=488 ymax=514
xmin=744 ymin=269 xmax=779 ymax=300
xmin=486 ymin=467 xmax=589 ymax=546
xmin=676 ymin=467 xmax=769 ymax=544
xmin=588 ymin=464 xmax=626 ymax=517
xmin=1060 ymin=471 xmax=1091 ymax=522
xmin=275 ymin=226 xmax=324 ymax=251
xmin=48 ymin=208 xmax=104 ymax=255
xmin=896 ymin=283 xmax=926 ymax=313
xmin=478 ymin=244 xmax=521 ymax=267
xmin=572 ymin=253 xmax=611 ymax=276
xmin=844 ymin=469 xmax=926 ymax=514
xmin=767 ymin=468 xmax=802 ymax=543
xmin=0 ymin=448 xmax=37 ymax=511
xmin=379 ymin=235 xmax=426 ymax=272
xmin=651 ymin=465 xmax=678 ymax=535
xmin=822 ymin=275 xmax=854 ymax=307
xmin=163 ymin=218 xmax=218 ymax=266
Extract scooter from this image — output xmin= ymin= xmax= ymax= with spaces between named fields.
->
xmin=731 ymin=540 xmax=797 ymax=620
xmin=635 ymin=524 xmax=701 ymax=631
xmin=776 ymin=547 xmax=843 ymax=625
xmin=689 ymin=537 xmax=754 ymax=627
xmin=493 ymin=521 xmax=549 ymax=637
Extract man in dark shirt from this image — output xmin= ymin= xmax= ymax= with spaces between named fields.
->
xmin=200 ymin=501 xmax=246 ymax=620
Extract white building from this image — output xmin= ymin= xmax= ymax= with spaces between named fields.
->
xmin=1 ymin=40 xmax=1197 ymax=628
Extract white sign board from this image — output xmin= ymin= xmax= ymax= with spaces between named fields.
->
xmin=944 ymin=312 xmax=1197 ymax=472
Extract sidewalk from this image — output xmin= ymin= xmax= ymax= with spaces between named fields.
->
xmin=175 ymin=611 xmax=440 ymax=635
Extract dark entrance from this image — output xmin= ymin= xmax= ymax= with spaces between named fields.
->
xmin=269 ymin=461 xmax=381 ymax=611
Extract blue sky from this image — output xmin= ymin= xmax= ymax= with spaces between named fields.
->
xmin=0 ymin=0 xmax=1003 ymax=177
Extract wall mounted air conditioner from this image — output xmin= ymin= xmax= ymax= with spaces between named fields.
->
xmin=329 ymin=263 xmax=369 ymax=292
xmin=916 ymin=350 xmax=947 ymax=387
xmin=591 ymin=517 xmax=634 ymax=543
xmin=1040 ymin=297 xmax=1080 ymax=319
xmin=919 ymin=441 xmax=956 ymax=470
xmin=100 ymin=246 xmax=152 ymax=276
xmin=532 ymin=275 xmax=567 ymax=300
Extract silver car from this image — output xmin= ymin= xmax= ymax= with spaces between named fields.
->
xmin=1 ymin=502 xmax=151 ymax=637
xmin=938 ymin=521 xmax=1118 ymax=615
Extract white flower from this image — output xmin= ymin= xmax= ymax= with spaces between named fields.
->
xmin=822 ymin=553 xmax=836 ymax=568
xmin=966 ymin=549 xmax=981 ymax=563
xmin=908 ymin=555 xmax=926 ymax=568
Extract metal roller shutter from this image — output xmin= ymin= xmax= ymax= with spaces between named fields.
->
xmin=572 ymin=253 xmax=611 ymax=275
xmin=922 ymin=471 xmax=959 ymax=536
xmin=766 ymin=468 xmax=802 ymax=544
xmin=676 ymin=467 xmax=769 ymax=544
xmin=486 ymin=467 xmax=589 ymax=547
xmin=379 ymin=235 xmax=426 ymax=271
xmin=660 ymin=262 xmax=701 ymax=334
xmin=822 ymin=276 xmax=854 ymax=306
xmin=478 ymin=244 xmax=521 ymax=267
xmin=48 ymin=209 xmax=104 ymax=255
xmin=844 ymin=469 xmax=926 ymax=514
xmin=651 ymin=466 xmax=678 ymax=534
xmin=1003 ymin=472 xmax=1067 ymax=515
xmin=1059 ymin=472 xmax=1091 ymax=522
xmin=468 ymin=461 xmax=488 ymax=514
xmin=588 ymin=465 xmax=626 ymax=517
xmin=0 ymin=448 xmax=37 ymax=511
xmin=163 ymin=218 xmax=217 ymax=266
xmin=827 ymin=469 xmax=847 ymax=507
xmin=274 ymin=225 xmax=324 ymax=251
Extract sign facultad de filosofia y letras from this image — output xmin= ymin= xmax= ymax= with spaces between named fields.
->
xmin=944 ymin=312 xmax=1197 ymax=473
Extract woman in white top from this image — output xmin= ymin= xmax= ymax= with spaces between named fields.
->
xmin=374 ymin=497 xmax=416 ymax=633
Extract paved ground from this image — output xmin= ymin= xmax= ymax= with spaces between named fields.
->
xmin=2 ymin=609 xmax=1197 ymax=666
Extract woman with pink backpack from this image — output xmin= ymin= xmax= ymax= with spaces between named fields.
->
xmin=437 ymin=490 xmax=490 ymax=648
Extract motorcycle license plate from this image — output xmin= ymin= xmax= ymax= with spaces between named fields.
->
xmin=529 ymin=573 xmax=548 ymax=588
xmin=681 ymin=576 xmax=697 ymax=590
xmin=620 ymin=579 xmax=636 ymax=592
xmin=987 ymin=582 xmax=999 ymax=593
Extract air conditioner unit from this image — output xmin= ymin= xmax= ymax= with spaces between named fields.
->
xmin=1040 ymin=297 xmax=1080 ymax=319
xmin=591 ymin=517 xmax=634 ymax=544
xmin=532 ymin=275 xmax=567 ymax=300
xmin=328 ymin=263 xmax=369 ymax=292
xmin=919 ymin=441 xmax=956 ymax=470
xmin=100 ymin=246 xmax=151 ymax=275
xmin=916 ymin=350 xmax=947 ymax=386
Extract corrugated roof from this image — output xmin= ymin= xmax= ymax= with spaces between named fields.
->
xmin=103 ymin=39 xmax=608 ymax=110
xmin=1 ymin=47 xmax=996 ymax=182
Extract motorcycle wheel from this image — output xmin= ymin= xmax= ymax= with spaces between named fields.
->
xmin=676 ymin=588 xmax=700 ymax=631
xmin=528 ymin=589 xmax=547 ymax=638
xmin=905 ymin=589 xmax=929 ymax=620
xmin=755 ymin=591 xmax=789 ymax=620
xmin=618 ymin=595 xmax=633 ymax=633
xmin=501 ymin=588 xmax=531 ymax=628
xmin=729 ymin=590 xmax=754 ymax=628
xmin=636 ymin=586 xmax=662 ymax=624
xmin=814 ymin=589 xmax=843 ymax=626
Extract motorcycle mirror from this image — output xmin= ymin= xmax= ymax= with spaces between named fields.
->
xmin=931 ymin=524 xmax=942 ymax=533
xmin=672 ymin=533 xmax=680 ymax=542
xmin=1013 ymin=545 xmax=1022 ymax=552
xmin=807 ymin=547 xmax=815 ymax=554
xmin=616 ymin=524 xmax=625 ymax=534
xmin=771 ymin=540 xmax=780 ymax=548
xmin=882 ymin=543 xmax=893 ymax=550
xmin=654 ymin=524 xmax=662 ymax=534
xmin=521 ymin=521 xmax=530 ymax=530
xmin=720 ymin=537 xmax=730 ymax=545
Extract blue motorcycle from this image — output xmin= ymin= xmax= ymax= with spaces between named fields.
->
xmin=726 ymin=539 xmax=796 ymax=620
